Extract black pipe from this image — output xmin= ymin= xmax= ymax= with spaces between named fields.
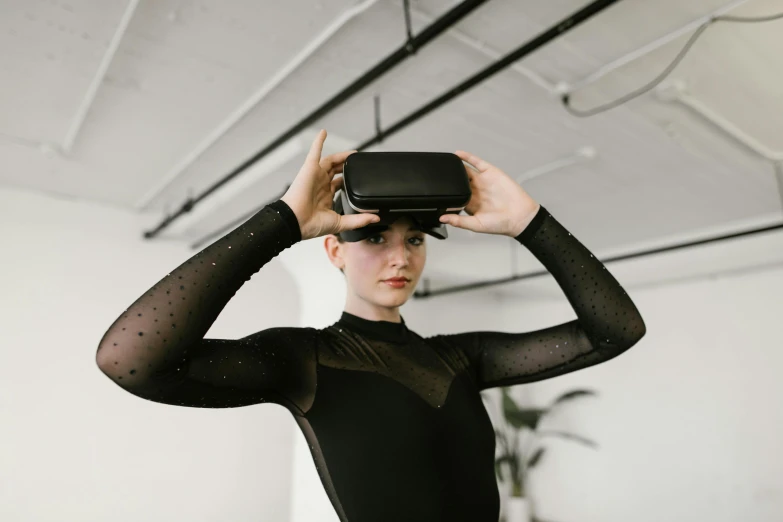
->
xmin=187 ymin=0 xmax=623 ymax=248
xmin=354 ymin=0 xmax=622 ymax=150
xmin=144 ymin=0 xmax=490 ymax=239
xmin=412 ymin=219 xmax=783 ymax=298
xmin=189 ymin=185 xmax=290 ymax=250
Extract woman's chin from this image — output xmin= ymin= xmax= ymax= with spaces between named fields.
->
xmin=374 ymin=288 xmax=412 ymax=306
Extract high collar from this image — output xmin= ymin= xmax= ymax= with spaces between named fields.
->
xmin=335 ymin=311 xmax=410 ymax=344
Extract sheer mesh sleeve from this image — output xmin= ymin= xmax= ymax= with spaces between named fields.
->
xmin=433 ymin=205 xmax=646 ymax=391
xmin=95 ymin=200 xmax=317 ymax=412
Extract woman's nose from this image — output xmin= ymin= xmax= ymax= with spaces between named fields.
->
xmin=388 ymin=240 xmax=409 ymax=266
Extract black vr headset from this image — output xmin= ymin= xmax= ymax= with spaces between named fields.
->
xmin=332 ymin=151 xmax=472 ymax=242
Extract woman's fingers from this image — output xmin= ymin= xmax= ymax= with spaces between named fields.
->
xmin=319 ymin=155 xmax=336 ymax=174
xmin=308 ymin=129 xmax=327 ymax=164
xmin=321 ymin=159 xmax=345 ymax=180
xmin=333 ymin=149 xmax=357 ymax=164
xmin=337 ymin=213 xmax=381 ymax=233
xmin=330 ymin=176 xmax=343 ymax=195
xmin=462 ymin=162 xmax=477 ymax=181
xmin=440 ymin=213 xmax=480 ymax=231
xmin=320 ymin=149 xmax=356 ymax=177
xmin=455 ymin=150 xmax=491 ymax=173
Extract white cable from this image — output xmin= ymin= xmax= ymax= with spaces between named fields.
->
xmin=562 ymin=0 xmax=752 ymax=95
xmin=563 ymin=6 xmax=783 ymax=117
xmin=657 ymin=80 xmax=783 ymax=209
xmin=134 ymin=0 xmax=381 ymax=211
xmin=161 ymin=137 xmax=306 ymax=235
xmin=62 ymin=0 xmax=140 ymax=154
xmin=515 ymin=146 xmax=597 ymax=183
xmin=656 ymin=81 xmax=783 ymax=161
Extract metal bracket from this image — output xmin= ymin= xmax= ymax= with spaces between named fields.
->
xmin=403 ymin=0 xmax=417 ymax=54
xmin=374 ymin=94 xmax=384 ymax=143
xmin=420 ymin=278 xmax=431 ymax=297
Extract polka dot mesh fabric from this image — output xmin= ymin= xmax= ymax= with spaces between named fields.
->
xmin=96 ymin=200 xmax=645 ymax=522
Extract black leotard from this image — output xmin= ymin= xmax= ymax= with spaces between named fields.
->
xmin=96 ymin=199 xmax=646 ymax=522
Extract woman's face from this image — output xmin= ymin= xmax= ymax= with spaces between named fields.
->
xmin=326 ymin=217 xmax=427 ymax=309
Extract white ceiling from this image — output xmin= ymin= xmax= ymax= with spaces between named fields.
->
xmin=2 ymin=0 xmax=782 ymax=297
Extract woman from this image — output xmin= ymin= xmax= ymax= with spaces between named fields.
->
xmin=96 ymin=129 xmax=646 ymax=522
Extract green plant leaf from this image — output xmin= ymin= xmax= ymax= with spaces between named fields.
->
xmin=495 ymin=455 xmax=516 ymax=481
xmin=495 ymin=455 xmax=515 ymax=467
xmin=495 ymin=455 xmax=519 ymax=481
xmin=538 ymin=430 xmax=600 ymax=449
xmin=506 ymin=408 xmax=545 ymax=430
xmin=527 ymin=447 xmax=546 ymax=468
xmin=551 ymin=389 xmax=597 ymax=406
xmin=501 ymin=387 xmax=546 ymax=429
xmin=494 ymin=428 xmax=511 ymax=455
xmin=501 ymin=388 xmax=520 ymax=415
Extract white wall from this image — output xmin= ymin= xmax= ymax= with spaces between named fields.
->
xmin=0 ymin=186 xmax=302 ymax=522
xmin=5 ymin=183 xmax=782 ymax=522
xmin=504 ymin=259 xmax=783 ymax=522
xmin=282 ymin=213 xmax=783 ymax=522
xmin=279 ymin=236 xmax=510 ymax=522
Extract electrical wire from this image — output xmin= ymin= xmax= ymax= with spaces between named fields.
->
xmin=561 ymin=11 xmax=783 ymax=117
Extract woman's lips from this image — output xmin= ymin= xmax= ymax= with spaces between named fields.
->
xmin=383 ymin=278 xmax=409 ymax=288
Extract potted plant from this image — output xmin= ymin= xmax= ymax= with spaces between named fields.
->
xmin=482 ymin=388 xmax=600 ymax=522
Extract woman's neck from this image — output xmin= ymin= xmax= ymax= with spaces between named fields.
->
xmin=343 ymin=299 xmax=402 ymax=323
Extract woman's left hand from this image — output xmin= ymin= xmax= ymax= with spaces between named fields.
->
xmin=439 ymin=150 xmax=541 ymax=237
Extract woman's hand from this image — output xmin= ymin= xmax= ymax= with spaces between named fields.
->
xmin=281 ymin=129 xmax=381 ymax=240
xmin=439 ymin=150 xmax=541 ymax=237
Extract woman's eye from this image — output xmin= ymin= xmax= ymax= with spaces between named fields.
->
xmin=366 ymin=235 xmax=423 ymax=245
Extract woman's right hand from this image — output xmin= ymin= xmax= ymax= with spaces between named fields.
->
xmin=280 ymin=129 xmax=381 ymax=241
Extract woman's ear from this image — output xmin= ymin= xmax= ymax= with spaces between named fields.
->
xmin=323 ymin=235 xmax=345 ymax=271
